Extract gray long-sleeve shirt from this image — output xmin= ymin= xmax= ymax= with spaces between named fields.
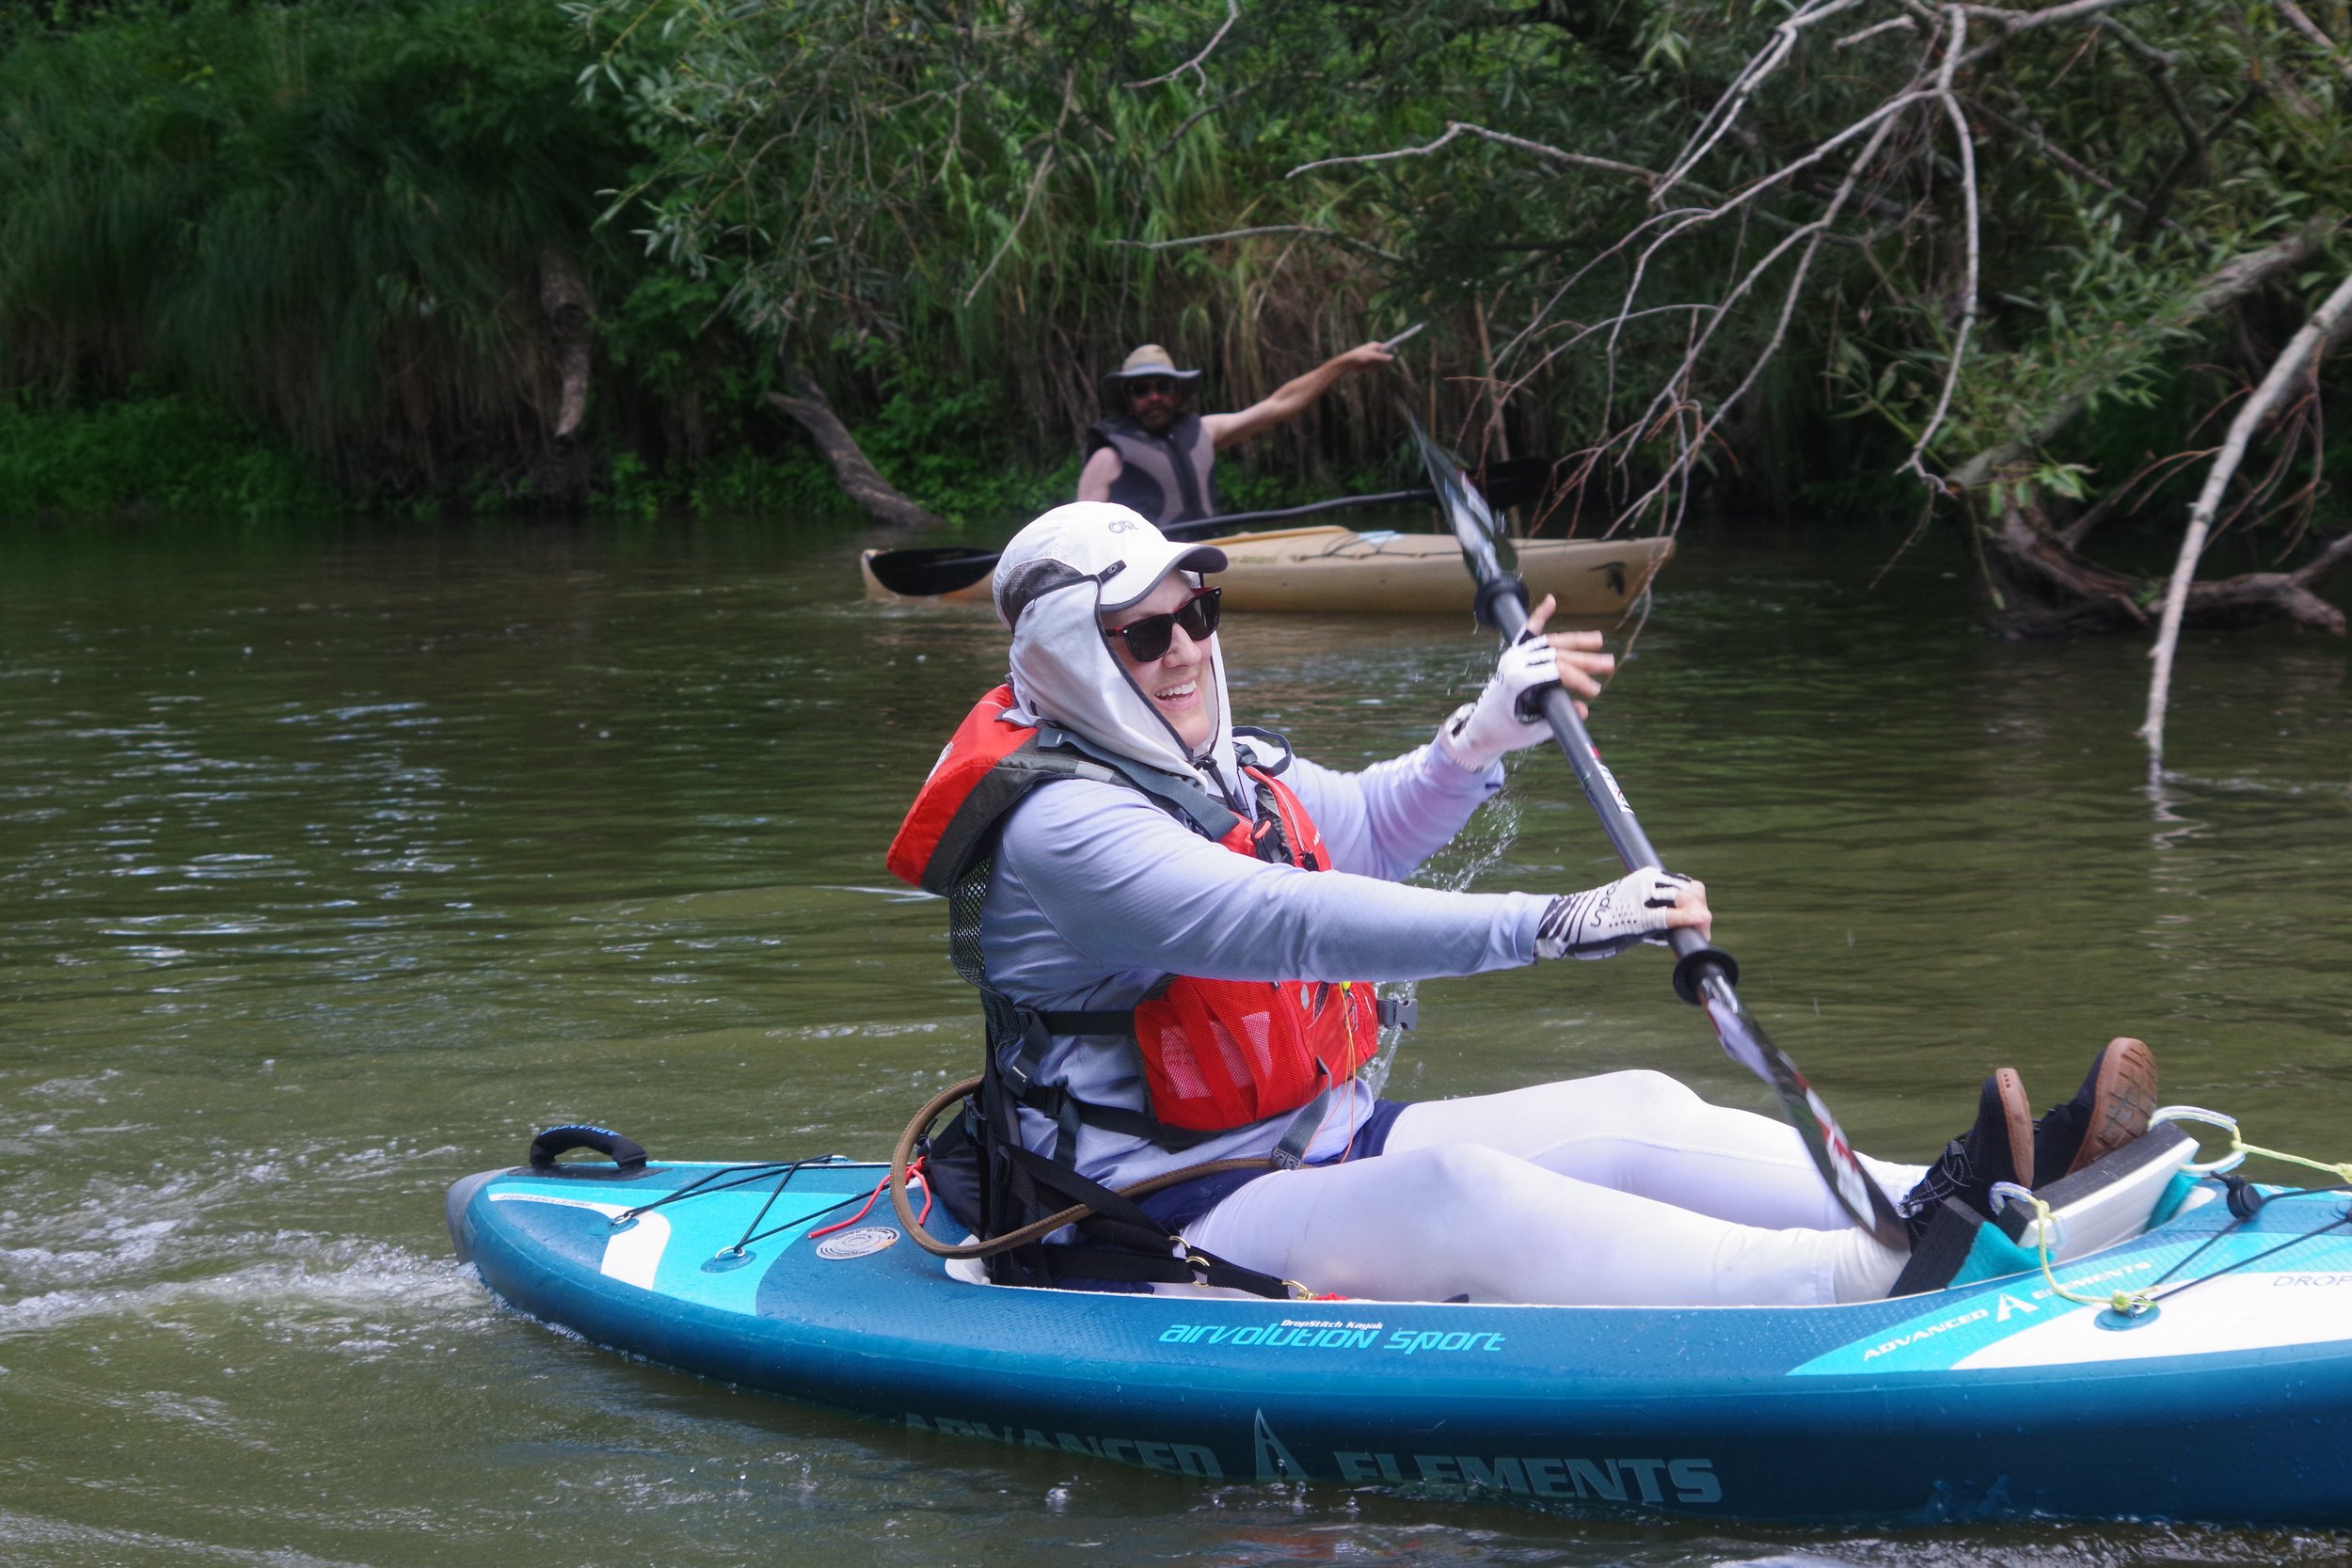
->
xmin=980 ymin=739 xmax=1550 ymax=1189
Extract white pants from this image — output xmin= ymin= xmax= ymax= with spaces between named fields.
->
xmin=1181 ymin=1071 xmax=1923 ymax=1307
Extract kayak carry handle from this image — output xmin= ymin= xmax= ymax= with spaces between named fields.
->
xmin=529 ymin=1124 xmax=649 ymax=1173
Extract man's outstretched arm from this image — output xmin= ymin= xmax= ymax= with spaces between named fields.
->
xmin=1201 ymin=341 xmax=1394 ymax=450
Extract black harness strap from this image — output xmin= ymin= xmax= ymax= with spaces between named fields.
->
xmin=996 ymin=998 xmax=1218 ymax=1161
xmin=998 ymin=1142 xmax=1294 ymax=1298
xmin=1268 ymin=1079 xmax=1332 ymax=1170
xmin=1035 ymin=1008 xmax=1136 ymax=1035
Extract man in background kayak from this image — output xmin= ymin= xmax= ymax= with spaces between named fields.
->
xmin=1076 ymin=341 xmax=1397 ymax=527
xmin=888 ymin=502 xmax=2160 ymax=1305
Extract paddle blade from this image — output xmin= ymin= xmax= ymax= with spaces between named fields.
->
xmin=1404 ymin=417 xmax=1517 ymax=585
xmin=863 ymin=546 xmax=1000 ymax=600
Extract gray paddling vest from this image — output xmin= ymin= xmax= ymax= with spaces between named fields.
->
xmin=1085 ymin=414 xmax=1220 ymax=527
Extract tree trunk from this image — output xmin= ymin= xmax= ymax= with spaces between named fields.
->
xmin=767 ymin=368 xmax=946 ymax=533
xmin=538 ymin=246 xmax=594 ymax=441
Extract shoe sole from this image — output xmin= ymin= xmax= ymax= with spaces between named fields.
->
xmin=2067 ymin=1037 xmax=2159 ymax=1176
xmin=1991 ymin=1067 xmax=2033 ymax=1186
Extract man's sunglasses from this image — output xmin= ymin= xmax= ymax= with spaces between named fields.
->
xmin=1105 ymin=586 xmax=1221 ymax=662
xmin=1127 ymin=377 xmax=1182 ymax=399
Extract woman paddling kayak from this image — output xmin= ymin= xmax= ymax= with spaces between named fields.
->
xmin=885 ymin=502 xmax=2159 ymax=1306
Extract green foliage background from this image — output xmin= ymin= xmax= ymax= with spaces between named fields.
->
xmin=5 ymin=0 xmax=2349 ymax=563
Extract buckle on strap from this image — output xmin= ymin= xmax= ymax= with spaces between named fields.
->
xmin=995 ymin=1003 xmax=1062 ymax=1097
xmin=1268 ymin=1085 xmax=1332 ymax=1171
xmin=1183 ymin=1248 xmax=1308 ymax=1302
xmin=1376 ymin=995 xmax=1418 ymax=1032
xmin=999 ymin=1051 xmax=1037 ymax=1097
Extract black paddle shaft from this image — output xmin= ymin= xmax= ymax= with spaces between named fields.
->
xmin=1422 ymin=419 xmax=1908 ymax=1248
xmin=866 ymin=490 xmax=1433 ymax=597
xmin=1476 ymin=579 xmax=1730 ymax=998
xmin=1481 ymin=574 xmax=1908 ymax=1248
xmin=862 ymin=457 xmax=1568 ymax=601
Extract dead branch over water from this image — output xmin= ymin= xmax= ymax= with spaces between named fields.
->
xmin=1297 ymin=0 xmax=2352 ymax=757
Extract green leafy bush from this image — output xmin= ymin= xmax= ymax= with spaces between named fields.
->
xmin=0 ymin=391 xmax=330 ymax=515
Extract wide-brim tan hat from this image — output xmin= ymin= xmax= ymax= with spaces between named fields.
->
xmin=1103 ymin=344 xmax=1203 ymax=384
xmin=1100 ymin=344 xmax=1203 ymax=415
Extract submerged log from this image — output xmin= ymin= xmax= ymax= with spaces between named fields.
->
xmin=768 ymin=368 xmax=945 ymax=533
xmin=1981 ymin=494 xmax=2349 ymax=639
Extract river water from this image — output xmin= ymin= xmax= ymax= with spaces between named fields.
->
xmin=2 ymin=515 xmax=2346 ymax=1567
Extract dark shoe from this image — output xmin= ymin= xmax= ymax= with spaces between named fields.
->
xmin=2032 ymin=1037 xmax=2158 ymax=1185
xmin=1899 ymin=1067 xmax=2033 ymax=1245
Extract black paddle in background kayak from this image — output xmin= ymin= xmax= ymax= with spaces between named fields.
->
xmin=863 ymin=455 xmax=1570 ymax=600
xmin=1409 ymin=418 xmax=1910 ymax=1248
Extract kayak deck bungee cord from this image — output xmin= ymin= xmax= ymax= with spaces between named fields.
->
xmin=448 ymin=1113 xmax=2352 ymax=1525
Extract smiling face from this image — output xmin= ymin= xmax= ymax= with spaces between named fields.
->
xmin=1101 ymin=574 xmax=1215 ymax=752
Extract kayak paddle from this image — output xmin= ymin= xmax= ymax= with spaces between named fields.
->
xmin=1410 ymin=418 xmax=1908 ymax=1248
xmin=863 ymin=456 xmax=1568 ymax=601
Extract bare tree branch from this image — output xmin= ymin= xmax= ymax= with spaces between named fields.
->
xmin=1946 ymin=217 xmax=2336 ymax=490
xmin=1127 ymin=0 xmax=1241 ymax=91
xmin=1612 ymin=109 xmax=1913 ymax=529
xmin=1108 ymin=225 xmax=1403 ymax=264
xmin=2274 ymin=0 xmax=2352 ymax=80
xmin=2142 ymin=267 xmax=2352 ymax=772
xmin=1837 ymin=15 xmax=1922 ymax=49
xmin=1656 ymin=0 xmax=1875 ymax=205
xmin=1902 ymin=9 xmax=1985 ymax=484
xmin=1951 ymin=0 xmax=2153 ymax=71
xmin=1286 ymin=120 xmax=1661 ymax=185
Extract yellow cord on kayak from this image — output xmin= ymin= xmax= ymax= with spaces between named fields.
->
xmin=2154 ymin=1105 xmax=2352 ymax=1185
xmin=2017 ymin=1121 xmax=2352 ymax=1319
xmin=2017 ymin=1194 xmax=2159 ymax=1318
xmin=2224 ymin=1133 xmax=2352 ymax=1186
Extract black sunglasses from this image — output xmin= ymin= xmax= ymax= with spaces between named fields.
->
xmin=1127 ymin=376 xmax=1182 ymax=398
xmin=1104 ymin=586 xmax=1220 ymax=662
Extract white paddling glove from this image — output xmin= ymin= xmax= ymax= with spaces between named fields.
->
xmin=1435 ymin=628 xmax=1566 ymax=772
xmin=1535 ymin=868 xmax=1697 ymax=960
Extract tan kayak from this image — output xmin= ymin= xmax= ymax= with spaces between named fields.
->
xmin=859 ymin=526 xmax=1672 ymax=616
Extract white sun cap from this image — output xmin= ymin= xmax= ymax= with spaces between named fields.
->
xmin=991 ymin=502 xmax=1227 ymax=630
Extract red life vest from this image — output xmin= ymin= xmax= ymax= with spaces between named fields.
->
xmin=887 ymin=684 xmax=1380 ymax=1135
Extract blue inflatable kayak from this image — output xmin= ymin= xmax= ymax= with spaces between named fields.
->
xmin=446 ymin=1119 xmax=2352 ymax=1525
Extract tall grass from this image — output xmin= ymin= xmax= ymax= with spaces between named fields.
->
xmin=0 ymin=0 xmax=645 ymax=501
xmin=0 ymin=0 xmax=1707 ymax=516
xmin=585 ymin=0 xmax=1438 ymax=505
